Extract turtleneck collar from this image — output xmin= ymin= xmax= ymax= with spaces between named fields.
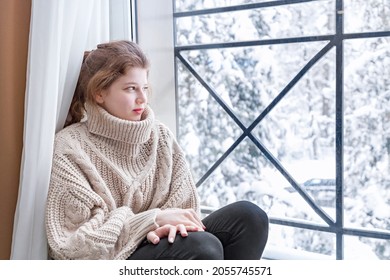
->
xmin=85 ymin=103 xmax=154 ymax=144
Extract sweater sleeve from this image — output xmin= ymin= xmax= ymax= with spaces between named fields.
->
xmin=45 ymin=146 xmax=159 ymax=260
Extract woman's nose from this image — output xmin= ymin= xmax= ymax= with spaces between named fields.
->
xmin=136 ymin=90 xmax=147 ymax=104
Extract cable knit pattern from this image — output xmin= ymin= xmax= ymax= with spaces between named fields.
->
xmin=45 ymin=104 xmax=199 ymax=260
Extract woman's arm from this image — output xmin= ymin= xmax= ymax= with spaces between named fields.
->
xmin=46 ymin=150 xmax=159 ymax=260
xmin=145 ymin=126 xmax=204 ymax=244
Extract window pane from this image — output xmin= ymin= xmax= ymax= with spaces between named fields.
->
xmin=176 ymin=59 xmax=243 ymax=182
xmin=194 ymin=137 xmax=329 ymax=224
xmin=175 ymin=0 xmax=335 ymax=45
xmin=344 ymin=236 xmax=384 ymax=260
xmin=254 ymin=47 xmax=337 ymax=213
xmin=175 ymin=0 xmax=280 ymax=12
xmin=267 ymin=224 xmax=335 ymax=258
xmin=180 ymin=42 xmax=329 ymax=127
xmin=344 ymin=37 xmax=390 ymax=236
xmin=344 ymin=0 xmax=390 ymax=33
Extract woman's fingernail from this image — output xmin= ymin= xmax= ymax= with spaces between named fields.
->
xmin=168 ymin=237 xmax=174 ymax=243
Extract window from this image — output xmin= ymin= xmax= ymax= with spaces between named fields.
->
xmin=173 ymin=0 xmax=390 ymax=259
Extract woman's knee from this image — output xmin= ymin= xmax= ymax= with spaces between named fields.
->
xmin=185 ymin=232 xmax=223 ymax=260
xmin=230 ymin=200 xmax=269 ymax=231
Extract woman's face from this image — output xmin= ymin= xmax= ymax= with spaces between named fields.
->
xmin=95 ymin=67 xmax=149 ymax=121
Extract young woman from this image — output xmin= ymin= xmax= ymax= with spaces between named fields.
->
xmin=45 ymin=40 xmax=269 ymax=260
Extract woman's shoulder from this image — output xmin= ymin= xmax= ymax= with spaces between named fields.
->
xmin=154 ymin=120 xmax=175 ymax=140
xmin=56 ymin=121 xmax=87 ymax=138
xmin=153 ymin=120 xmax=185 ymax=154
xmin=54 ymin=122 xmax=88 ymax=151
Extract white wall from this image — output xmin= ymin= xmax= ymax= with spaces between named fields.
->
xmin=136 ymin=0 xmax=177 ymax=135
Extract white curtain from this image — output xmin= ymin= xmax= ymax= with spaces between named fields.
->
xmin=11 ymin=0 xmax=132 ymax=260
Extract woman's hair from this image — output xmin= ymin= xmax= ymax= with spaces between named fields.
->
xmin=65 ymin=40 xmax=150 ymax=127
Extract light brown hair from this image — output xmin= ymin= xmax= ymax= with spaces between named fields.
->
xmin=65 ymin=40 xmax=150 ymax=127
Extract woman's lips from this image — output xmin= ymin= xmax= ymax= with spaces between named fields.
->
xmin=133 ymin=108 xmax=144 ymax=114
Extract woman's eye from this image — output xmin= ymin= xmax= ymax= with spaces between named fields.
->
xmin=126 ymin=86 xmax=136 ymax=91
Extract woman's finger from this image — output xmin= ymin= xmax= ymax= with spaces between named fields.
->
xmin=185 ymin=225 xmax=201 ymax=232
xmin=146 ymin=230 xmax=160 ymax=244
xmin=177 ymin=224 xmax=188 ymax=237
xmin=186 ymin=209 xmax=206 ymax=230
xmin=147 ymin=224 xmax=180 ymax=244
xmin=168 ymin=225 xmax=177 ymax=243
xmin=147 ymin=224 xmax=173 ymax=244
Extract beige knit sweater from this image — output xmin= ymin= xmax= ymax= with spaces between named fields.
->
xmin=45 ymin=104 xmax=199 ymax=260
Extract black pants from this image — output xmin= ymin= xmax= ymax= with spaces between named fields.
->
xmin=127 ymin=201 xmax=269 ymax=260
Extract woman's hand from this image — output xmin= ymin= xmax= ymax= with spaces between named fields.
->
xmin=146 ymin=224 xmax=200 ymax=244
xmin=156 ymin=208 xmax=205 ymax=231
xmin=146 ymin=208 xmax=205 ymax=244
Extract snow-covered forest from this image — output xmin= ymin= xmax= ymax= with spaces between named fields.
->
xmin=173 ymin=0 xmax=390 ymax=259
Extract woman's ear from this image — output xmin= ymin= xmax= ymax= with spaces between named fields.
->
xmin=94 ymin=91 xmax=105 ymax=104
